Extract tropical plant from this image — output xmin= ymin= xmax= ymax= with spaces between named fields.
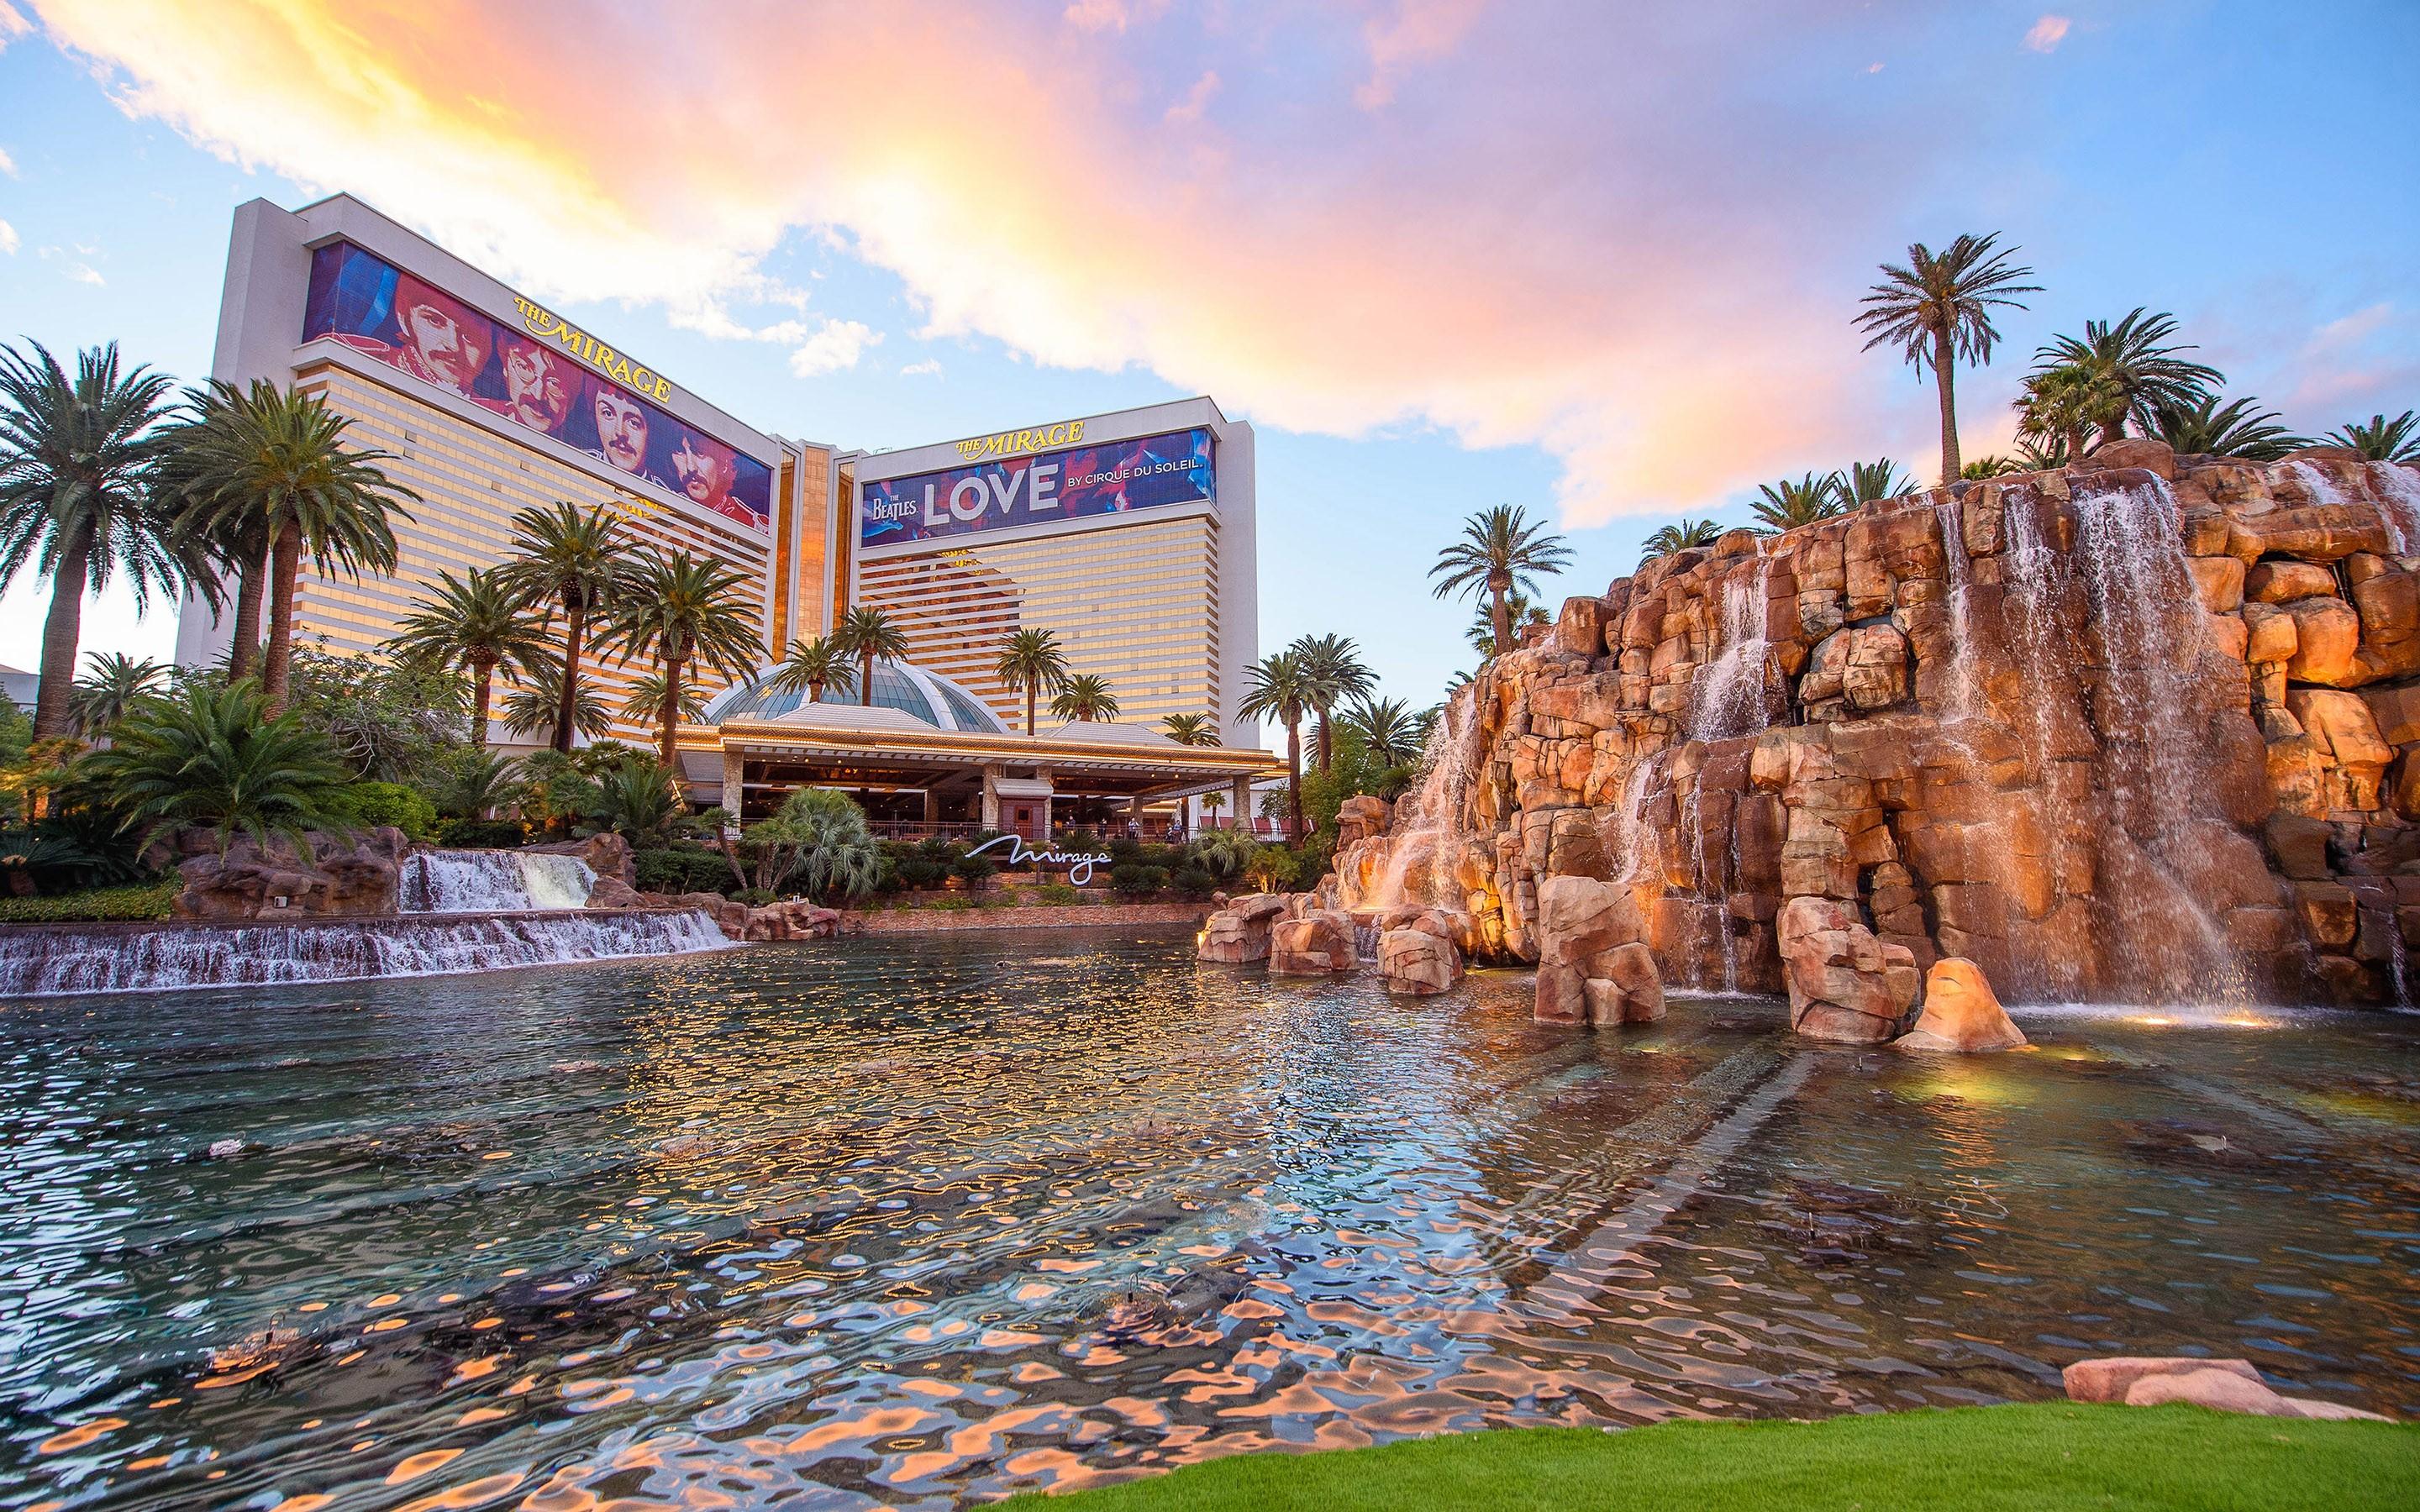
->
xmin=500 ymin=662 xmax=614 ymax=746
xmin=1960 ymin=456 xmax=2024 ymax=480
xmin=1839 ymin=459 xmax=1918 ymax=506
xmin=387 ymin=567 xmax=553 ymax=747
xmin=1242 ymin=845 xmax=1299 ymax=892
xmin=1339 ymin=696 xmax=1423 ymax=766
xmin=1191 ymin=825 xmax=1256 ymax=879
xmin=69 ymin=653 xmax=170 ymax=736
xmin=829 ymin=605 xmax=910 ymax=709
xmin=162 ymin=379 xmax=415 ymax=715
xmin=993 ymin=626 xmax=1070 ymax=735
xmin=1292 ymin=633 xmax=1376 ymax=774
xmin=494 ymin=501 xmax=629 ymax=753
xmin=83 ymin=680 xmax=350 ymax=852
xmin=2013 ymin=360 xmax=2125 ymax=461
xmin=0 ymin=341 xmax=186 ymax=737
xmin=1466 ymin=593 xmax=1552 ymax=659
xmin=429 ymin=746 xmax=523 ymax=821
xmin=579 ymin=757 xmax=689 ymax=845
xmin=2322 ymin=411 xmax=2420 ymax=463
xmin=617 ymin=670 xmax=713 ymax=728
xmin=743 ymin=786 xmax=881 ymax=900
xmin=2030 ymin=309 xmax=2223 ymax=448
xmin=1160 ymin=712 xmax=1219 ymax=747
xmin=1428 ymin=504 xmax=1574 ymax=661
xmin=1749 ymin=473 xmax=1844 ymax=533
xmin=1854 ymin=233 xmax=2040 ymax=484
xmin=1238 ymin=649 xmax=1314 ymax=840
xmin=2152 ymin=394 xmax=2306 ymax=463
xmin=1050 ymin=672 xmax=1121 ymax=722
xmin=769 ymin=633 xmax=858 ymax=706
xmin=280 ymin=644 xmax=468 ymax=780
xmin=595 ymin=549 xmax=761 ymax=764
xmin=2013 ymin=438 xmax=2071 ymax=472
xmin=1638 ymin=517 xmax=1723 ymax=565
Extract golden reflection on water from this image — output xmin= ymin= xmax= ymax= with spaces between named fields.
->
xmin=2 ymin=933 xmax=2415 ymax=1509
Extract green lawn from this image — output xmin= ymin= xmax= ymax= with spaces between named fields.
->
xmin=1002 ymin=1403 xmax=2416 ymax=1511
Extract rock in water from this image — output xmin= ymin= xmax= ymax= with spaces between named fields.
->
xmin=1378 ymin=927 xmax=1462 ymax=995
xmin=1269 ymin=910 xmax=1356 ymax=975
xmin=1776 ymin=895 xmax=1901 ymax=1042
xmin=1532 ymin=875 xmax=1661 ymax=1025
xmin=1198 ymin=894 xmax=1289 ymax=963
xmin=1897 ymin=957 xmax=2028 ymax=1052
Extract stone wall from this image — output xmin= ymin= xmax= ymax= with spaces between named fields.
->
xmin=1337 ymin=443 xmax=2420 ymax=1005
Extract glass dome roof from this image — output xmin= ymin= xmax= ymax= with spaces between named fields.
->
xmin=705 ymin=656 xmax=1012 ymax=735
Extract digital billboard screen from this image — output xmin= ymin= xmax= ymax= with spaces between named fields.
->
xmin=860 ymin=427 xmax=1214 ymax=548
xmin=301 ymin=241 xmax=772 ymax=530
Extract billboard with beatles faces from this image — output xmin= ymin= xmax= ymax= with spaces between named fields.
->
xmin=301 ymin=241 xmax=772 ymax=529
xmin=860 ymin=426 xmax=1215 ymax=548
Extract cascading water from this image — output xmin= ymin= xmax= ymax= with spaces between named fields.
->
xmin=2365 ymin=460 xmax=2420 ymax=555
xmin=1362 ymin=689 xmax=1485 ymax=912
xmin=1668 ymin=549 xmax=1777 ymax=991
xmin=0 ymin=911 xmax=730 ymax=997
xmin=401 ymin=850 xmax=596 ymax=911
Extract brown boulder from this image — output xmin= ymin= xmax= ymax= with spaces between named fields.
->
xmin=2285 ymin=689 xmax=2392 ymax=811
xmin=1378 ymin=927 xmax=1463 ymax=995
xmin=584 ymin=876 xmax=647 ymax=909
xmin=1335 ymin=795 xmax=1393 ymax=848
xmin=2063 ymin=1356 xmax=2264 ymax=1404
xmin=2282 ymin=596 xmax=2364 ymax=685
xmin=2124 ymin=1368 xmax=2296 ymax=1417
xmin=1198 ymin=893 xmax=1291 ymax=963
xmin=529 ymin=831 xmax=637 ymax=886
xmin=1582 ymin=941 xmax=1666 ymax=1025
xmin=1776 ymin=895 xmax=1900 ymax=1042
xmin=2186 ymin=556 xmax=2244 ymax=613
xmin=1896 ymin=958 xmax=2027 ymax=1052
xmin=173 ymin=827 xmax=411 ymax=921
xmin=1270 ymin=910 xmax=1357 ymax=975
xmin=2079 ymin=438 xmax=2177 ymax=478
xmin=2244 ymin=561 xmax=2338 ymax=604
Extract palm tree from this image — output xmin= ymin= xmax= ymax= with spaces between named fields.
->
xmin=1050 ymin=672 xmax=1120 ymax=722
xmin=1854 ymin=234 xmax=2040 ymax=484
xmin=2013 ymin=438 xmax=2071 ymax=472
xmin=1340 ymin=696 xmax=1421 ymax=765
xmin=0 ymin=341 xmax=185 ymax=737
xmin=500 ymin=662 xmax=614 ymax=746
xmin=155 ymin=433 xmax=270 ymax=680
xmin=2323 ymin=411 xmax=2420 ymax=463
xmin=495 ymin=501 xmax=629 ymax=753
xmin=1839 ymin=459 xmax=1917 ymax=506
xmin=1638 ymin=518 xmax=1723 ymax=566
xmin=596 ymin=549 xmax=762 ymax=764
xmin=768 ymin=633 xmax=859 ymax=706
xmin=829 ymin=605 xmax=909 ymax=708
xmin=2014 ymin=360 xmax=2123 ymax=461
xmin=433 ymin=747 xmax=523 ymax=821
xmin=1292 ymin=633 xmax=1375 ymax=773
xmin=994 ymin=626 xmax=1071 ymax=735
xmin=165 ymin=380 xmax=415 ymax=715
xmin=1428 ymin=504 xmax=1574 ymax=660
xmin=69 ymin=653 xmax=170 ymax=735
xmin=2030 ymin=309 xmax=2222 ymax=448
xmin=1749 ymin=473 xmax=1845 ymax=533
xmin=1238 ymin=649 xmax=1314 ymax=841
xmin=1160 ymin=712 xmax=1219 ymax=747
xmin=387 ymin=567 xmax=553 ymax=748
xmin=1961 ymin=456 xmax=2025 ymax=480
xmin=618 ymin=670 xmax=713 ymax=727
xmin=2153 ymin=394 xmax=2306 ymax=463
xmin=85 ymin=680 xmax=350 ymax=852
xmin=1466 ymin=593 xmax=1552 ymax=659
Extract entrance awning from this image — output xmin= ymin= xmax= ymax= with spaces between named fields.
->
xmin=990 ymin=777 xmax=1055 ymax=799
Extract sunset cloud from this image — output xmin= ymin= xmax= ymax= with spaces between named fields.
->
xmin=2025 ymin=15 xmax=2070 ymax=53
xmin=26 ymin=0 xmax=2024 ymax=526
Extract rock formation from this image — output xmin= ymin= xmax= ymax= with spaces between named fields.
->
xmin=1378 ymin=926 xmax=1462 ymax=995
xmin=1269 ymin=910 xmax=1358 ymax=974
xmin=1328 ymin=445 xmax=2420 ymax=1009
xmin=1897 ymin=957 xmax=2028 ymax=1052
xmin=1198 ymin=894 xmax=1290 ymax=963
xmin=172 ymin=827 xmax=412 ymax=920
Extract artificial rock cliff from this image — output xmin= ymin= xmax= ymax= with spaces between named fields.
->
xmin=1331 ymin=443 xmax=2420 ymax=1009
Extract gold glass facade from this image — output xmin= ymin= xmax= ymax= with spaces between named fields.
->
xmin=289 ymin=363 xmax=771 ymax=741
xmin=855 ymin=514 xmax=1222 ymax=731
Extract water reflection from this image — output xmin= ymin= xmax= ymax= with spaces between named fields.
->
xmin=3 ymin=929 xmax=2413 ymax=1509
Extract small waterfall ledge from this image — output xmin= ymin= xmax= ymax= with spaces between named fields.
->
xmin=400 ymin=850 xmax=597 ymax=911
xmin=0 ymin=910 xmax=732 ymax=997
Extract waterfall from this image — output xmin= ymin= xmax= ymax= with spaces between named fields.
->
xmin=401 ymin=850 xmax=596 ymax=911
xmin=1363 ymin=690 xmax=1485 ymax=911
xmin=2365 ymin=461 xmax=2420 ymax=555
xmin=1933 ymin=491 xmax=1981 ymax=721
xmin=0 ymin=911 xmax=730 ymax=997
xmin=1686 ymin=548 xmax=1776 ymax=743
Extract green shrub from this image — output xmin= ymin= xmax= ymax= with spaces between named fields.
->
xmin=1109 ymin=862 xmax=1169 ymax=897
xmin=895 ymin=857 xmax=950 ymax=890
xmin=922 ymin=895 xmax=974 ymax=911
xmin=0 ymin=879 xmax=178 ymax=923
xmin=1171 ymin=866 xmax=1218 ymax=900
xmin=325 ymin=780 xmax=441 ymax=842
xmin=436 ymin=816 xmax=528 ymax=848
xmin=634 ymin=847 xmax=735 ymax=895
xmin=1107 ymin=837 xmax=1148 ymax=866
xmin=733 ymin=887 xmax=776 ymax=906
xmin=952 ymin=853 xmax=997 ymax=885
xmin=1034 ymin=881 xmax=1082 ymax=905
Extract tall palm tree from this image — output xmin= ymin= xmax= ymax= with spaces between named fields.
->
xmin=768 ymin=633 xmax=859 ymax=706
xmin=1238 ymin=649 xmax=1314 ymax=841
xmin=617 ymin=670 xmax=713 ymax=728
xmin=2323 ymin=411 xmax=2420 ymax=463
xmin=1340 ymin=695 xmax=1422 ymax=766
xmin=1160 ymin=712 xmax=1220 ymax=747
xmin=1839 ymin=459 xmax=1917 ymax=506
xmin=596 ymin=549 xmax=762 ymax=764
xmin=495 ymin=501 xmax=629 ymax=753
xmin=1749 ymin=473 xmax=1844 ymax=533
xmin=993 ymin=626 xmax=1070 ymax=735
xmin=2030 ymin=309 xmax=2222 ymax=448
xmin=2013 ymin=360 xmax=2123 ymax=461
xmin=1467 ymin=593 xmax=1551 ymax=659
xmin=1292 ymin=633 xmax=1375 ymax=774
xmin=1428 ymin=504 xmax=1574 ymax=660
xmin=387 ymin=566 xmax=554 ymax=748
xmin=155 ymin=430 xmax=269 ymax=680
xmin=0 ymin=341 xmax=185 ymax=737
xmin=1638 ymin=518 xmax=1723 ymax=566
xmin=499 ymin=663 xmax=614 ymax=746
xmin=829 ymin=605 xmax=909 ymax=709
xmin=1050 ymin=672 xmax=1121 ymax=722
xmin=1854 ymin=234 xmax=2040 ymax=485
xmin=165 ymin=380 xmax=414 ymax=715
xmin=2152 ymin=394 xmax=2306 ymax=463
xmin=69 ymin=653 xmax=170 ymax=735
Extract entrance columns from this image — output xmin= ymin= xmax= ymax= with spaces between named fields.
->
xmin=921 ymin=788 xmax=939 ymax=823
xmin=981 ymin=765 xmax=1002 ymax=832
xmin=1035 ymin=766 xmax=1053 ymax=836
xmin=1231 ymin=775 xmax=1252 ymax=832
xmin=720 ymin=747 xmax=745 ymax=818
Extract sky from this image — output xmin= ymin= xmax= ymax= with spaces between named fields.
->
xmin=1 ymin=0 xmax=2416 ymax=723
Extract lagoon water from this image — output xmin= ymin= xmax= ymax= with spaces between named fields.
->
xmin=4 ymin=927 xmax=2415 ymax=1508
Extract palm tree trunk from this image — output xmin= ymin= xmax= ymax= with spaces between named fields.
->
xmin=1315 ymin=709 xmax=1334 ymax=773
xmin=32 ymin=543 xmax=89 ymax=738
xmin=1026 ymin=682 xmax=1037 ymax=736
xmin=469 ymin=658 xmax=493 ymax=748
xmin=1933 ymin=328 xmax=1961 ymax=485
xmin=555 ymin=596 xmax=587 ymax=754
xmin=1285 ymin=719 xmax=1304 ymax=841
xmin=260 ymin=522 xmax=303 ymax=717
xmin=227 ymin=543 xmax=266 ymax=681
xmin=1489 ymin=582 xmax=1511 ymax=660
xmin=658 ymin=654 xmax=685 ymax=767
xmin=860 ymin=649 xmax=875 ymax=706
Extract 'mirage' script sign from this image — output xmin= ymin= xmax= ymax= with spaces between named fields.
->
xmin=966 ymin=833 xmax=1114 ymax=886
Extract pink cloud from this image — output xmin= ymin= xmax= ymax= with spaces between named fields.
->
xmin=2025 ymin=15 xmax=2070 ymax=53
